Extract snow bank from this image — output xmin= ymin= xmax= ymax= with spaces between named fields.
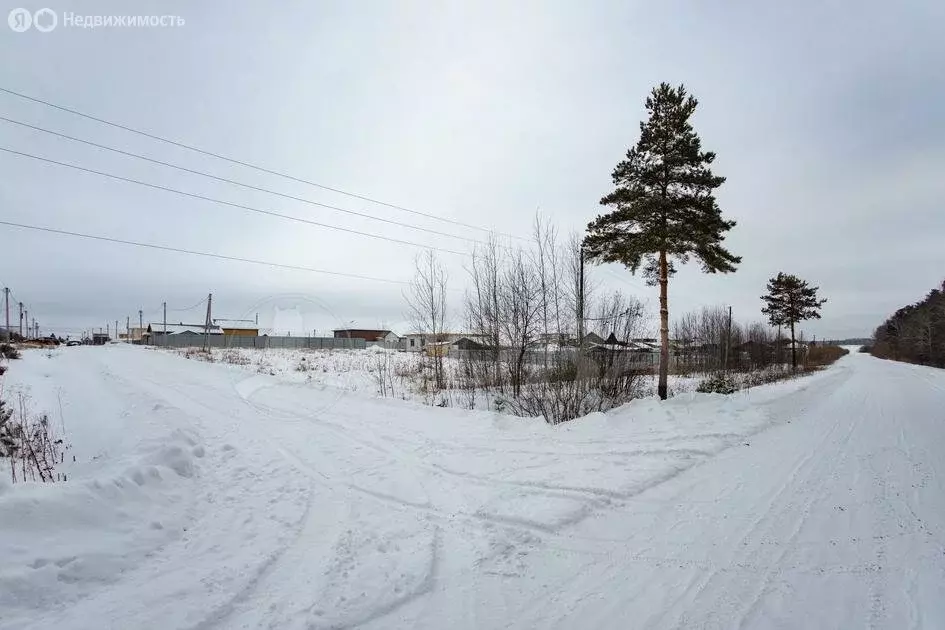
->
xmin=0 ymin=429 xmax=200 ymax=614
xmin=0 ymin=348 xmax=311 ymax=629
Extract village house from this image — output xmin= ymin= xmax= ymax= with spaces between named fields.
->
xmin=220 ymin=326 xmax=259 ymax=337
xmin=424 ymin=336 xmax=490 ymax=357
xmin=403 ymin=332 xmax=490 ymax=353
xmin=145 ymin=323 xmax=224 ymax=343
xmin=332 ymin=328 xmax=400 ymax=347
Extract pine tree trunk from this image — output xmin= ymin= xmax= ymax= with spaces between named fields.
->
xmin=790 ymin=321 xmax=797 ymax=371
xmin=658 ymin=249 xmax=669 ymax=400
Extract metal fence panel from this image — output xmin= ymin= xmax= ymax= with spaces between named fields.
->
xmin=148 ymin=335 xmax=366 ymax=350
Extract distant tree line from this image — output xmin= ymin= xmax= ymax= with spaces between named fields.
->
xmin=871 ymin=279 xmax=945 ymax=368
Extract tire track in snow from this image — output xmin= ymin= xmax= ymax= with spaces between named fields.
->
xmin=45 ymin=361 xmax=317 ymax=630
xmin=733 ymin=378 xmax=867 ymax=629
xmin=647 ymin=367 xmax=861 ymax=629
xmin=229 ymin=358 xmax=874 ymax=629
xmin=246 ymin=383 xmax=822 ymax=537
xmin=106 ymin=371 xmax=327 ymax=630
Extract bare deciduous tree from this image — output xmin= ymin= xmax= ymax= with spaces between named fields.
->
xmin=406 ymin=250 xmax=448 ymax=392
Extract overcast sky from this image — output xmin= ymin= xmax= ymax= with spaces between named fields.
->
xmin=1 ymin=0 xmax=943 ymax=339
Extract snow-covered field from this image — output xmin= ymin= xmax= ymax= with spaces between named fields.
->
xmin=154 ymin=345 xmax=429 ymax=399
xmin=151 ymin=345 xmax=704 ymax=406
xmin=1 ymin=346 xmax=944 ymax=628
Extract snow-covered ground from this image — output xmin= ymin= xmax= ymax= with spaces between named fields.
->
xmin=152 ymin=345 xmax=427 ymax=398
xmin=1 ymin=346 xmax=944 ymax=628
xmin=151 ymin=345 xmax=704 ymax=406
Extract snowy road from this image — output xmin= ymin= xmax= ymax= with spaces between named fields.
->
xmin=2 ymin=347 xmax=944 ymax=629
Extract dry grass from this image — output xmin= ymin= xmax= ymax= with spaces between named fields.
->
xmin=0 ymin=392 xmax=71 ymax=484
xmin=805 ymin=344 xmax=850 ymax=369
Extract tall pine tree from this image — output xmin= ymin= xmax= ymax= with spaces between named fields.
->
xmin=584 ymin=83 xmax=740 ymax=400
xmin=761 ymin=272 xmax=827 ymax=370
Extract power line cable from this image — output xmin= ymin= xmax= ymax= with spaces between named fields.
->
xmin=0 ymin=116 xmax=487 ymax=246
xmin=0 ymin=89 xmax=681 ymax=289
xmin=600 ymin=267 xmax=650 ymax=293
xmin=166 ymin=297 xmax=208 ymax=312
xmin=0 ymin=86 xmax=527 ymax=241
xmin=1 ymin=115 xmax=645 ymax=278
xmin=0 ymin=146 xmax=469 ymax=257
xmin=0 ymin=219 xmax=412 ymax=286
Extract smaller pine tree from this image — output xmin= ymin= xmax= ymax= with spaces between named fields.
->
xmin=761 ymin=273 xmax=827 ymax=370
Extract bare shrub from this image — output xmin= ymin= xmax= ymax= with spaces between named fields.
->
xmin=220 ymin=350 xmax=250 ymax=366
xmin=371 ymin=351 xmax=397 ymax=398
xmin=0 ymin=392 xmax=70 ymax=483
xmin=805 ymin=344 xmax=849 ymax=369
xmin=460 ymin=216 xmax=650 ymax=423
xmin=182 ymin=347 xmax=214 ymax=362
xmin=0 ymin=343 xmax=21 ymax=360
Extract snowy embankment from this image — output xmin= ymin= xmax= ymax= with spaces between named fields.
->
xmin=0 ymin=347 xmax=310 ymax=628
xmin=2 ymin=346 xmax=944 ymax=629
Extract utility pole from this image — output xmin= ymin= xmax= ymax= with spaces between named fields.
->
xmin=138 ymin=309 xmax=143 ymax=337
xmin=24 ymin=309 xmax=29 ymax=340
xmin=203 ymin=293 xmax=212 ymax=352
xmin=18 ymin=302 xmax=23 ymax=338
xmin=723 ymin=305 xmax=732 ymax=372
xmin=3 ymin=287 xmax=9 ymax=342
xmin=126 ymin=316 xmax=130 ymax=342
xmin=577 ymin=245 xmax=585 ymax=346
xmin=107 ymin=322 xmax=110 ymax=339
xmin=115 ymin=320 xmax=119 ymax=342
xmin=162 ymin=301 xmax=167 ymax=347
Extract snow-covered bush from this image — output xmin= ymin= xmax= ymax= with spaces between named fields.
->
xmin=696 ymin=373 xmax=738 ymax=394
xmin=0 ymin=343 xmax=20 ymax=360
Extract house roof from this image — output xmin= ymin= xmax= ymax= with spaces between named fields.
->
xmin=403 ymin=332 xmax=488 ymax=338
xmin=146 ymin=323 xmax=224 ymax=335
xmin=333 ymin=328 xmax=392 ymax=333
xmin=333 ymin=328 xmax=396 ymax=341
xmin=427 ymin=336 xmax=488 ymax=348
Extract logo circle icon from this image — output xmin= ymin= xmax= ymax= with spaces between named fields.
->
xmin=8 ymin=7 xmax=32 ymax=32
xmin=33 ymin=8 xmax=57 ymax=32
